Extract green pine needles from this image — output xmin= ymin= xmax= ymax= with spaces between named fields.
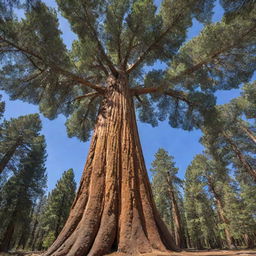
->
xmin=1 ymin=0 xmax=255 ymax=141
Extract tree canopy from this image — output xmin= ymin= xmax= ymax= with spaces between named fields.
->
xmin=1 ymin=0 xmax=255 ymax=141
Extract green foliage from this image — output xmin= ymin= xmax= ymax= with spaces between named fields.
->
xmin=184 ymin=157 xmax=220 ymax=249
xmin=150 ymin=148 xmax=185 ymax=241
xmin=42 ymin=231 xmax=55 ymax=249
xmin=40 ymin=169 xmax=76 ymax=249
xmin=201 ymin=100 xmax=256 ymax=181
xmin=1 ymin=0 xmax=243 ymax=140
xmin=233 ymin=81 xmax=256 ymax=120
xmin=0 ymin=113 xmax=44 ymax=175
xmin=65 ymin=96 xmax=102 ymax=141
xmin=0 ymin=136 xmax=47 ymax=250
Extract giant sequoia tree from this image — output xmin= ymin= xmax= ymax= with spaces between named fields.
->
xmin=1 ymin=0 xmax=256 ymax=255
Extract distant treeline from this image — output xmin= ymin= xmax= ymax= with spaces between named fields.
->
xmin=0 ymin=98 xmax=76 ymax=252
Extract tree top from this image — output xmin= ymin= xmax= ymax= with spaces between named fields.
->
xmin=1 ymin=0 xmax=255 ymax=140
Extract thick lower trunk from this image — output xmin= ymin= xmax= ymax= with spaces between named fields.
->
xmin=43 ymin=76 xmax=178 ymax=256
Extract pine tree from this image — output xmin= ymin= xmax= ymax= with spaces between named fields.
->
xmin=1 ymin=0 xmax=256 ymax=254
xmin=237 ymin=179 xmax=256 ymax=248
xmin=41 ymin=169 xmax=76 ymax=249
xmin=201 ymin=101 xmax=256 ymax=182
xmin=186 ymin=154 xmax=237 ymax=249
xmin=0 ymin=114 xmax=43 ymax=175
xmin=26 ymin=195 xmax=47 ymax=251
xmin=150 ymin=148 xmax=185 ymax=248
xmin=184 ymin=159 xmax=221 ymax=249
xmin=0 ymin=135 xmax=47 ymax=252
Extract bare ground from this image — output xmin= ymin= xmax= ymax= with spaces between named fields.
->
xmin=107 ymin=250 xmax=256 ymax=256
xmin=0 ymin=250 xmax=256 ymax=256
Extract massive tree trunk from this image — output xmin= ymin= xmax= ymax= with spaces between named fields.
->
xmin=43 ymin=75 xmax=178 ymax=256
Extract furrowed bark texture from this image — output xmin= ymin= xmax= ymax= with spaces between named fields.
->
xmin=43 ymin=75 xmax=178 ymax=256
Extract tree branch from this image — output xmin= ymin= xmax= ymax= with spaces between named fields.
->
xmin=20 ymin=69 xmax=45 ymax=82
xmin=122 ymin=26 xmax=139 ymax=69
xmin=130 ymin=87 xmax=197 ymax=107
xmin=69 ymin=92 xmax=100 ymax=103
xmin=127 ymin=13 xmax=183 ymax=74
xmin=167 ymin=22 xmax=256 ymax=84
xmin=131 ymin=22 xmax=256 ymax=96
xmin=0 ymin=35 xmax=105 ymax=94
xmin=81 ymin=5 xmax=118 ymax=77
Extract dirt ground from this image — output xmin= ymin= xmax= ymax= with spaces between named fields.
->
xmin=107 ymin=250 xmax=256 ymax=256
xmin=0 ymin=250 xmax=256 ymax=256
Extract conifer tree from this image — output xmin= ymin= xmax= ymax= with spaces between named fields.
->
xmin=237 ymin=179 xmax=256 ymax=248
xmin=0 ymin=114 xmax=43 ymax=175
xmin=187 ymin=154 xmax=237 ymax=249
xmin=27 ymin=195 xmax=47 ymax=251
xmin=184 ymin=160 xmax=221 ymax=249
xmin=0 ymin=135 xmax=47 ymax=252
xmin=1 ymin=0 xmax=256 ymax=254
xmin=150 ymin=148 xmax=185 ymax=248
xmin=200 ymin=93 xmax=256 ymax=182
xmin=41 ymin=169 xmax=76 ymax=249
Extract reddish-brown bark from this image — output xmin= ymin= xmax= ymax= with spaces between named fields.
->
xmin=43 ymin=75 xmax=178 ymax=256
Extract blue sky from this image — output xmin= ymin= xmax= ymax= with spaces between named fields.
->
xmin=1 ymin=0 xmax=248 ymax=191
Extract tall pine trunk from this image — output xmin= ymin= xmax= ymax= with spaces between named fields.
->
xmin=208 ymin=182 xmax=235 ymax=249
xmin=166 ymin=175 xmax=185 ymax=248
xmin=223 ymin=133 xmax=256 ymax=182
xmin=43 ymin=75 xmax=178 ymax=256
xmin=240 ymin=123 xmax=256 ymax=145
xmin=0 ymin=208 xmax=18 ymax=252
